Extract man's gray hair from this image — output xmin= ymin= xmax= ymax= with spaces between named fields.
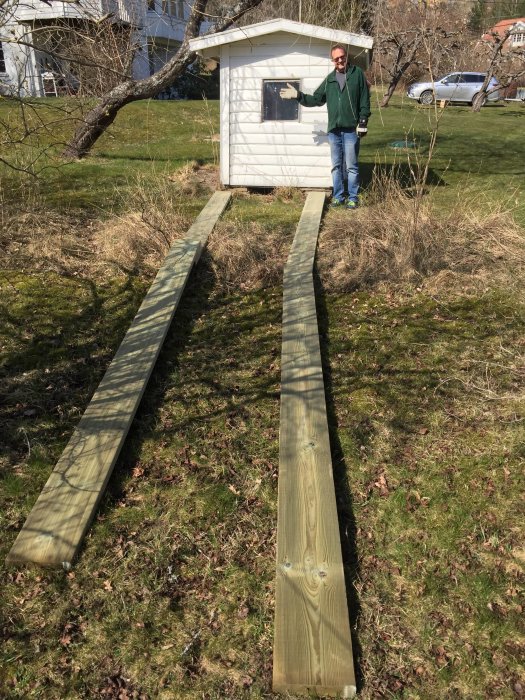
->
xmin=330 ymin=44 xmax=348 ymax=55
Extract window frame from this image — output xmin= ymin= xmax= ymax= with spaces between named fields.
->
xmin=261 ymin=79 xmax=301 ymax=123
xmin=161 ymin=0 xmax=182 ymax=16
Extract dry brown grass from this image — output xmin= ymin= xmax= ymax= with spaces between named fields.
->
xmin=166 ymin=160 xmax=220 ymax=197
xmin=0 ymin=174 xmax=195 ymax=278
xmin=1 ymin=208 xmax=93 ymax=275
xmin=207 ymin=220 xmax=289 ymax=292
xmin=1 ymin=207 xmax=189 ymax=279
xmin=318 ymin=176 xmax=525 ymax=294
xmin=3 ymin=174 xmax=524 ymax=296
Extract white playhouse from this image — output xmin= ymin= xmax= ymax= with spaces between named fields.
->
xmin=189 ymin=18 xmax=373 ymax=188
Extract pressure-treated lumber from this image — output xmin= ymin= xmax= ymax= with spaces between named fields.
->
xmin=273 ymin=191 xmax=356 ymax=697
xmin=7 ymin=191 xmax=231 ymax=569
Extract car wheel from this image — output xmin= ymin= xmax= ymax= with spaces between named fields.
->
xmin=419 ymin=90 xmax=434 ymax=105
xmin=472 ymin=92 xmax=487 ymax=107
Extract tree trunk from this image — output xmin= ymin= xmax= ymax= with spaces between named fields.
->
xmin=62 ymin=58 xmax=192 ymax=158
xmin=471 ymin=91 xmax=486 ymax=112
xmin=376 ymin=33 xmax=424 ymax=108
xmin=380 ymin=78 xmax=400 ymax=107
xmin=63 ymin=0 xmax=264 ymax=159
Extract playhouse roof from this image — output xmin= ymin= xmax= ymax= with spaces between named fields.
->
xmin=189 ymin=17 xmax=374 ymax=53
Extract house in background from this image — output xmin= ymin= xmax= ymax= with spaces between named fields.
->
xmin=189 ymin=18 xmax=373 ymax=189
xmin=0 ymin=0 xmax=192 ymax=96
xmin=482 ymin=17 xmax=525 ymax=51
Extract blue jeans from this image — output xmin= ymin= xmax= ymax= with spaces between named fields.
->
xmin=328 ymin=128 xmax=360 ymax=203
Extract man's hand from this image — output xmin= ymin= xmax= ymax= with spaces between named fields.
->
xmin=357 ymin=118 xmax=368 ymax=138
xmin=280 ymin=83 xmax=298 ymax=100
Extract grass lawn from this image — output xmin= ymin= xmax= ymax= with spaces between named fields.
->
xmin=369 ymin=91 xmax=525 ymax=226
xmin=1 ymin=95 xmax=524 ymax=222
xmin=1 ymin=95 xmax=524 ymax=699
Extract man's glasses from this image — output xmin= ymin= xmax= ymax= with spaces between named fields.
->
xmin=332 ymin=56 xmax=346 ymax=63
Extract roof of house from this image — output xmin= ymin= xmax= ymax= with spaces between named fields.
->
xmin=482 ymin=17 xmax=525 ymax=41
xmin=189 ymin=17 xmax=373 ymax=53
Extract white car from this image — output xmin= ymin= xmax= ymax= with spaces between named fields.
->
xmin=407 ymin=72 xmax=501 ymax=105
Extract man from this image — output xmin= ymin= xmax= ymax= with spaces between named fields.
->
xmin=280 ymin=44 xmax=370 ymax=209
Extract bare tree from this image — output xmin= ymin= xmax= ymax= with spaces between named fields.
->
xmin=371 ymin=0 xmax=465 ymax=107
xmin=62 ymin=0 xmax=265 ymax=159
xmin=0 ymin=0 xmax=144 ymax=174
xmin=1 ymin=0 xmax=135 ymax=96
xmin=472 ymin=29 xmax=525 ymax=111
xmin=240 ymin=0 xmax=371 ymax=32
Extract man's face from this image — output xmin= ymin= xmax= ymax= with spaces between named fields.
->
xmin=331 ymin=49 xmax=347 ymax=73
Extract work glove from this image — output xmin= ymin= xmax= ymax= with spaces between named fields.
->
xmin=280 ymin=83 xmax=298 ymax=100
xmin=357 ymin=118 xmax=368 ymax=138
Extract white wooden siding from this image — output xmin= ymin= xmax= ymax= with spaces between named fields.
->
xmin=224 ymin=33 xmax=335 ymax=188
xmin=220 ymin=45 xmax=230 ymax=185
xmin=15 ymin=0 xmax=143 ymax=25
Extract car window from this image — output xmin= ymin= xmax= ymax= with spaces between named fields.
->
xmin=464 ymin=74 xmax=484 ymax=83
xmin=446 ymin=74 xmax=461 ymax=83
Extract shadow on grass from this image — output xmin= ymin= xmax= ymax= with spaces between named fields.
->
xmin=92 ymin=252 xmax=282 ymax=548
xmin=95 ymin=154 xmax=217 ymax=165
xmin=100 ymin=256 xmax=219 ymax=505
xmin=314 ymin=270 xmax=364 ymax=692
xmin=0 ymin=271 xmax=147 ymax=471
xmin=360 ymin=162 xmax=445 ymax=192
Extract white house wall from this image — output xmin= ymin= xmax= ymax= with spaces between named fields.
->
xmin=225 ymin=33 xmax=338 ymax=188
xmin=1 ymin=26 xmax=42 ymax=96
xmin=11 ymin=0 xmax=150 ymax=27
xmin=2 ymin=0 xmax=195 ymax=95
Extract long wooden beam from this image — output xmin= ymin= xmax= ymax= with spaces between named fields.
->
xmin=6 ymin=191 xmax=231 ymax=569
xmin=273 ymin=192 xmax=356 ymax=697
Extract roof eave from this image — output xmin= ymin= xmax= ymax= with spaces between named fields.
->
xmin=189 ymin=17 xmax=373 ymax=53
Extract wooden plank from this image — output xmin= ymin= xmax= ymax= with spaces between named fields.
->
xmin=6 ymin=191 xmax=231 ymax=569
xmin=273 ymin=191 xmax=356 ymax=697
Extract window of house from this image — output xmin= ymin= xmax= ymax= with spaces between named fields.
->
xmin=512 ymin=32 xmax=524 ymax=44
xmin=147 ymin=0 xmax=155 ymax=11
xmin=262 ymin=80 xmax=300 ymax=121
xmin=0 ymin=43 xmax=6 ymax=73
xmin=162 ymin=0 xmax=182 ymax=16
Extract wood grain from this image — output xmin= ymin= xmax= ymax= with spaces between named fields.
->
xmin=6 ymin=191 xmax=231 ymax=569
xmin=273 ymin=191 xmax=356 ymax=697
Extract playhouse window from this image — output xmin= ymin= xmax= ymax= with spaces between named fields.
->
xmin=262 ymin=80 xmax=299 ymax=121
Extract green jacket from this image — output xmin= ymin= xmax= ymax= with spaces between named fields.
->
xmin=297 ymin=65 xmax=371 ymax=132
